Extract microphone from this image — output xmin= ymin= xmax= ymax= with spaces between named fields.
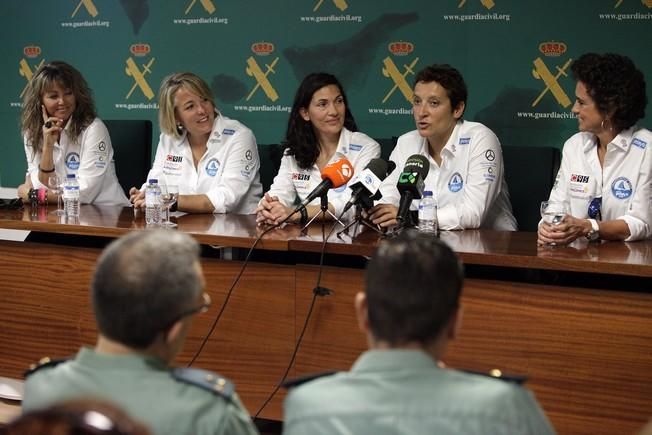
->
xmin=342 ymin=158 xmax=395 ymax=214
xmin=297 ymin=155 xmax=354 ymax=209
xmin=396 ymin=154 xmax=429 ymax=225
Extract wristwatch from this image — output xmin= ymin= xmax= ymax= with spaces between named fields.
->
xmin=586 ymin=219 xmax=600 ymax=241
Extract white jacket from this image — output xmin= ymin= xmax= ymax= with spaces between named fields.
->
xmin=25 ymin=118 xmax=128 ymax=206
xmin=265 ymin=128 xmax=380 ymax=218
xmin=378 ymin=120 xmax=516 ymax=230
xmin=145 ymin=114 xmax=262 ymax=214
xmin=547 ymin=126 xmax=652 ymax=241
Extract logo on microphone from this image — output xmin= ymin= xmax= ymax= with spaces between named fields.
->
xmin=381 ymin=41 xmax=419 ymax=104
xmin=339 ymin=163 xmax=353 ymax=179
xmin=457 ymin=0 xmax=495 ymax=9
xmin=124 ymin=44 xmax=156 ymax=101
xmin=531 ymin=41 xmax=573 ymax=109
xmin=18 ymin=46 xmax=44 ymax=100
xmin=399 ymin=172 xmax=418 ymax=185
xmin=245 ymin=42 xmax=280 ymax=102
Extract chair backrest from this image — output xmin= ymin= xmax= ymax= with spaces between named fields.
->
xmin=104 ymin=120 xmax=153 ymax=196
xmin=502 ymin=145 xmax=561 ymax=232
xmin=257 ymin=143 xmax=285 ymax=192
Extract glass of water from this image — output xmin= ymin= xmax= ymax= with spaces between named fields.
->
xmin=160 ymin=184 xmax=179 ymax=228
xmin=540 ymin=201 xmax=568 ymax=225
xmin=47 ymin=174 xmax=65 ymax=216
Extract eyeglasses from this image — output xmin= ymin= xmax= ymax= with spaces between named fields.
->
xmin=588 ymin=196 xmax=602 ymax=221
xmin=177 ymin=292 xmax=211 ymax=320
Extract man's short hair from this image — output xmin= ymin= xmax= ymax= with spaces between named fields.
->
xmin=414 ymin=64 xmax=468 ymax=115
xmin=365 ymin=231 xmax=463 ymax=345
xmin=92 ymin=230 xmax=202 ymax=348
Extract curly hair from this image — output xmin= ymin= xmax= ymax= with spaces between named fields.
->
xmin=20 ymin=61 xmax=96 ymax=154
xmin=414 ymin=64 xmax=468 ymax=116
xmin=284 ymin=73 xmax=358 ymax=169
xmin=571 ymin=53 xmax=647 ymax=132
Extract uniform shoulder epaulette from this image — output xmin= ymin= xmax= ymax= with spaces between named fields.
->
xmin=24 ymin=357 xmax=69 ymax=378
xmin=281 ymin=370 xmax=339 ymax=389
xmin=171 ymin=367 xmax=234 ymax=400
xmin=462 ymin=368 xmax=528 ymax=385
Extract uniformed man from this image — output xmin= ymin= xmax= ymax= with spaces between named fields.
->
xmin=23 ymin=230 xmax=259 ymax=435
xmin=282 ymin=231 xmax=555 ymax=435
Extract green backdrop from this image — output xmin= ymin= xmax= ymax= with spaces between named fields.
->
xmin=1 ymin=0 xmax=650 ymax=186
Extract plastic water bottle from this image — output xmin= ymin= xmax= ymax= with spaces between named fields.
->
xmin=145 ymin=178 xmax=161 ymax=225
xmin=63 ymin=173 xmax=80 ymax=218
xmin=418 ymin=190 xmax=437 ymax=234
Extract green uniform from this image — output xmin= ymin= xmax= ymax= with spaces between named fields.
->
xmin=283 ymin=349 xmax=555 ymax=435
xmin=23 ymin=347 xmax=259 ymax=435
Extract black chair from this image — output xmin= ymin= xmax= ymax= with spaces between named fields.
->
xmin=374 ymin=137 xmax=398 ymax=162
xmin=104 ymin=120 xmax=153 ymax=196
xmin=502 ymin=145 xmax=561 ymax=232
xmin=257 ymin=143 xmax=284 ymax=192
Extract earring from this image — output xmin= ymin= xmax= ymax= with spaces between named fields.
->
xmin=600 ymin=118 xmax=613 ymax=132
xmin=176 ymin=123 xmax=184 ymax=134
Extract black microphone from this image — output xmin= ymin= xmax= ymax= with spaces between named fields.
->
xmin=396 ymin=154 xmax=429 ymax=225
xmin=341 ymin=158 xmax=393 ymax=214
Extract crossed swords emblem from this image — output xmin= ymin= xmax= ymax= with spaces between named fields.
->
xmin=531 ymin=57 xmax=573 ymax=108
xmin=245 ymin=56 xmax=279 ymax=102
xmin=458 ymin=0 xmax=495 ymax=9
xmin=614 ymin=0 xmax=652 ymax=8
xmin=381 ymin=56 xmax=419 ymax=103
xmin=71 ymin=0 xmax=98 ymax=18
xmin=125 ymin=57 xmax=156 ymax=100
xmin=18 ymin=58 xmax=45 ymax=98
xmin=313 ymin=0 xmax=348 ymax=12
xmin=185 ymin=0 xmax=216 ymax=15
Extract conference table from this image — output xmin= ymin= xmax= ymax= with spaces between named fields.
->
xmin=0 ymin=205 xmax=650 ymax=435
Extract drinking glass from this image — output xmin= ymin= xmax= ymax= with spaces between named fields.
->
xmin=160 ymin=184 xmax=179 ymax=228
xmin=540 ymin=201 xmax=568 ymax=225
xmin=47 ymin=174 xmax=65 ymax=216
xmin=540 ymin=200 xmax=568 ymax=246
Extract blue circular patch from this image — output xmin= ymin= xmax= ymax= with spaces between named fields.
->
xmin=611 ymin=177 xmax=632 ymax=199
xmin=65 ymin=152 xmax=80 ymax=170
xmin=448 ymin=172 xmax=464 ymax=193
xmin=205 ymin=158 xmax=219 ymax=177
xmin=333 ymin=184 xmax=348 ymax=193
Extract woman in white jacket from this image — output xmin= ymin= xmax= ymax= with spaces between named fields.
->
xmin=256 ymin=73 xmax=380 ymax=226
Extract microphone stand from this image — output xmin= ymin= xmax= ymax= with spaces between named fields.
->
xmin=301 ymin=193 xmax=345 ymax=232
xmin=337 ymin=202 xmax=383 ymax=239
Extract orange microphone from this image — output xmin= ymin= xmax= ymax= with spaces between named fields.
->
xmin=297 ymin=154 xmax=354 ymax=209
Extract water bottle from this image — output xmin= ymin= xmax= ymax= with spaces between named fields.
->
xmin=63 ymin=173 xmax=80 ymax=218
xmin=418 ymin=190 xmax=437 ymax=234
xmin=145 ymin=178 xmax=161 ymax=225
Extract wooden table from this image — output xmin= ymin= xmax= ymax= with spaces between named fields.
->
xmin=1 ymin=206 xmax=650 ymax=434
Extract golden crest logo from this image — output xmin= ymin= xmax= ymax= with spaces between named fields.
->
xmin=185 ymin=0 xmax=216 ymax=15
xmin=124 ymin=44 xmax=156 ymax=100
xmin=313 ymin=0 xmax=349 ymax=12
xmin=381 ymin=41 xmax=419 ymax=104
xmin=71 ymin=0 xmax=99 ymax=18
xmin=531 ymin=42 xmax=573 ymax=109
xmin=458 ymin=0 xmax=495 ymax=10
xmin=614 ymin=0 xmax=652 ymax=8
xmin=19 ymin=46 xmax=44 ymax=98
xmin=245 ymin=42 xmax=279 ymax=102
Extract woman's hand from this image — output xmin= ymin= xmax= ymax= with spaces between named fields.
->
xmin=17 ymin=174 xmax=34 ymax=203
xmin=537 ymin=215 xmax=590 ymax=245
xmin=256 ymin=193 xmax=295 ymax=226
xmin=129 ymin=187 xmax=145 ymax=209
xmin=366 ymin=203 xmax=398 ymax=228
xmin=41 ymin=105 xmax=63 ymax=150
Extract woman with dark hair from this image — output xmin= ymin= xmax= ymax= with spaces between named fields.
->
xmin=17 ymin=61 xmax=127 ymax=205
xmin=538 ymin=53 xmax=651 ymax=244
xmin=256 ymin=72 xmax=380 ymax=225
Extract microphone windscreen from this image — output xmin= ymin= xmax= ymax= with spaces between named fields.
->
xmin=403 ymin=154 xmax=429 ymax=179
xmin=387 ymin=160 xmax=397 ymax=176
xmin=365 ymin=158 xmax=389 ymax=179
xmin=321 ymin=155 xmax=354 ymax=187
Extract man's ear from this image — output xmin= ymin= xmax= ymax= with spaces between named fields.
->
xmin=164 ymin=319 xmax=185 ymax=345
xmin=354 ymin=292 xmax=369 ymax=335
